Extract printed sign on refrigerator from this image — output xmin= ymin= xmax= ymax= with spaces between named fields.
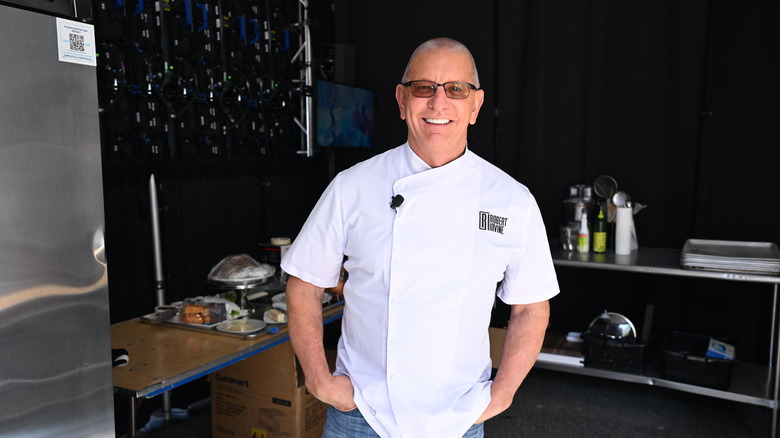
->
xmin=56 ymin=18 xmax=96 ymax=67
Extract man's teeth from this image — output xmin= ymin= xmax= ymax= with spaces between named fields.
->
xmin=425 ymin=118 xmax=450 ymax=125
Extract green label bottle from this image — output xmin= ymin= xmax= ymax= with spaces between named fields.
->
xmin=593 ymin=209 xmax=607 ymax=253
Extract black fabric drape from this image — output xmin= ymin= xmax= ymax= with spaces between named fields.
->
xmin=497 ymin=1 xmax=710 ymax=248
xmin=694 ymin=0 xmax=780 ymax=242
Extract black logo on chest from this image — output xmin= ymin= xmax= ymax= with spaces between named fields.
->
xmin=478 ymin=211 xmax=508 ymax=234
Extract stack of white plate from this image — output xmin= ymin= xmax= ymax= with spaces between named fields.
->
xmin=681 ymin=239 xmax=780 ymax=275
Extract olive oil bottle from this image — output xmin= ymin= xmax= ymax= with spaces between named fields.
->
xmin=593 ymin=209 xmax=607 ymax=253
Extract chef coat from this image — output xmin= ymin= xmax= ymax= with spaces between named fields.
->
xmin=282 ymin=143 xmax=559 ymax=438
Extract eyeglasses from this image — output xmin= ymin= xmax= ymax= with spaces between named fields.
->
xmin=401 ymin=80 xmax=479 ymax=99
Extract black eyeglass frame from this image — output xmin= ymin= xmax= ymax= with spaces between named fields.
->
xmin=400 ymin=80 xmax=480 ymax=99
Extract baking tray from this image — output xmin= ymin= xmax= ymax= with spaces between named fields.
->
xmin=139 ymin=298 xmax=343 ymax=340
xmin=140 ymin=311 xmax=274 ymax=340
xmin=681 ymin=239 xmax=780 ymax=275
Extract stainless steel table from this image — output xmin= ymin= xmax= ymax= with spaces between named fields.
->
xmin=546 ymin=247 xmax=780 ymax=437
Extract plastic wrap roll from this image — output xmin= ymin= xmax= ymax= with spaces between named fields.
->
xmin=615 ymin=206 xmax=633 ymax=255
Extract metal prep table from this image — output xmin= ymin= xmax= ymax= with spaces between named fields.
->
xmin=545 ymin=247 xmax=780 ymax=437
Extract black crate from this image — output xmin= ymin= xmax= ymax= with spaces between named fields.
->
xmin=663 ymin=332 xmax=735 ymax=390
xmin=584 ymin=336 xmax=647 ymax=373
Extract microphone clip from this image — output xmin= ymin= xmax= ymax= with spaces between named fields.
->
xmin=390 ymin=194 xmax=404 ymax=210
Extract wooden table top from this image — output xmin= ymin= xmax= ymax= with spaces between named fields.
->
xmin=111 ymin=303 xmax=343 ymax=399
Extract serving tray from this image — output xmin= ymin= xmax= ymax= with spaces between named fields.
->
xmin=140 ymin=311 xmax=273 ymax=340
xmin=681 ymin=239 xmax=780 ymax=275
xmin=140 ymin=297 xmax=343 ymax=340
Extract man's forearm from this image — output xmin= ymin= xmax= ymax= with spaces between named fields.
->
xmin=494 ymin=301 xmax=549 ymax=392
xmin=479 ymin=300 xmax=550 ymax=421
xmin=286 ymin=275 xmax=356 ymax=410
xmin=286 ymin=276 xmax=330 ymax=387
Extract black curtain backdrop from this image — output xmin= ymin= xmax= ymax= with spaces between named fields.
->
xmin=496 ymin=1 xmax=711 ymax=248
xmin=694 ymin=0 xmax=780 ymax=242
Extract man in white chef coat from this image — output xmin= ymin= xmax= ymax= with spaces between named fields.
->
xmin=281 ymin=37 xmax=559 ymax=438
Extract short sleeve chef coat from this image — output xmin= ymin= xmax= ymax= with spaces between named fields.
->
xmin=282 ymin=143 xmax=559 ymax=438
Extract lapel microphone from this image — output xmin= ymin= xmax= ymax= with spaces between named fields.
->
xmin=390 ymin=194 xmax=404 ymax=210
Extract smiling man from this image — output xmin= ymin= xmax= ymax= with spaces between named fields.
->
xmin=282 ymin=38 xmax=559 ymax=438
xmin=395 ymin=40 xmax=484 ymax=167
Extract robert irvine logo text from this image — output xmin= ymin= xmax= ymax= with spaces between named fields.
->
xmin=479 ymin=211 xmax=508 ymax=235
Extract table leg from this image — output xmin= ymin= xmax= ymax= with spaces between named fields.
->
xmin=128 ymin=395 xmax=143 ymax=438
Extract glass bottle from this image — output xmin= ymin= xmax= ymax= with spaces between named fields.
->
xmin=593 ymin=209 xmax=607 ymax=253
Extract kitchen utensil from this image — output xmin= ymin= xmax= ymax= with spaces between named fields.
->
xmin=594 ymin=175 xmax=619 ymax=223
xmin=612 ymin=190 xmax=631 ymax=207
xmin=593 ymin=175 xmax=618 ymax=200
xmin=610 ymin=190 xmax=631 ymax=223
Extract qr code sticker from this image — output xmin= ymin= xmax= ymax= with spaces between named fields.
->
xmin=69 ymin=33 xmax=85 ymax=52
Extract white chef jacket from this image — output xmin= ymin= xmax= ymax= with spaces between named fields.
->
xmin=281 ymin=143 xmax=559 ymax=438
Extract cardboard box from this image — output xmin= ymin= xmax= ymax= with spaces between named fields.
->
xmin=490 ymin=327 xmax=586 ymax=368
xmin=210 ymin=342 xmax=336 ymax=438
xmin=488 ymin=327 xmax=506 ymax=366
xmin=706 ymin=338 xmax=735 ymax=360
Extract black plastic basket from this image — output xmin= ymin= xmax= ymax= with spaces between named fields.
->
xmin=662 ymin=332 xmax=735 ymax=390
xmin=584 ymin=336 xmax=647 ymax=373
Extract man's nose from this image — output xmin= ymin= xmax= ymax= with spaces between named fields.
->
xmin=428 ymin=86 xmax=450 ymax=109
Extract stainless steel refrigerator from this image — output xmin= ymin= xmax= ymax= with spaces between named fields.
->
xmin=0 ymin=1 xmax=115 ymax=436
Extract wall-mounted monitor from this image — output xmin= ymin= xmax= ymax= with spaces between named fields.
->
xmin=315 ymin=80 xmax=374 ymax=148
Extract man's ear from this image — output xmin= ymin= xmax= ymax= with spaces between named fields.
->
xmin=395 ymin=84 xmax=407 ymax=120
xmin=469 ymin=89 xmax=485 ymax=125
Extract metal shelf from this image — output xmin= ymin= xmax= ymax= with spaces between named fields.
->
xmin=536 ymin=356 xmax=774 ymax=408
xmin=550 ymin=247 xmax=780 ymax=437
xmin=551 ymin=247 xmax=780 ymax=285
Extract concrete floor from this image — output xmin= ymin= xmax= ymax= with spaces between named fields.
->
xmin=134 ymin=368 xmax=771 ymax=438
xmin=486 ymin=369 xmax=768 ymax=437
